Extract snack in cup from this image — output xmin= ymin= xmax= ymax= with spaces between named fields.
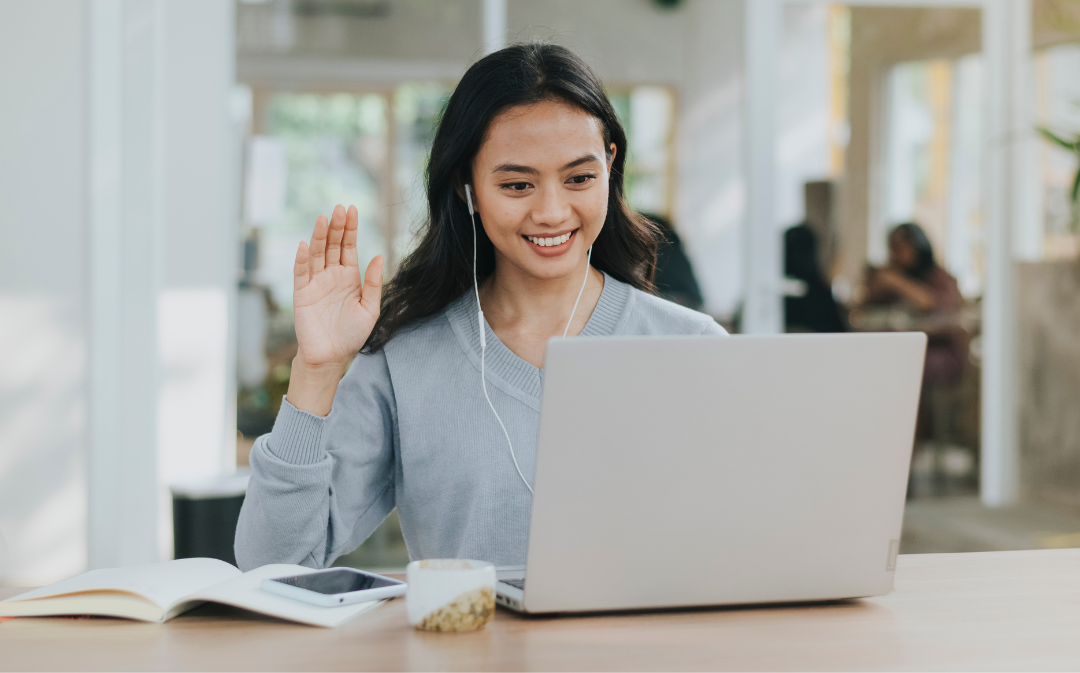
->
xmin=406 ymin=559 xmax=496 ymax=631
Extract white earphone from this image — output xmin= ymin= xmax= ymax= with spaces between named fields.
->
xmin=465 ymin=183 xmax=592 ymax=494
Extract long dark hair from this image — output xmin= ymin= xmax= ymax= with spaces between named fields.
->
xmin=890 ymin=222 xmax=936 ymax=280
xmin=363 ymin=43 xmax=659 ymax=352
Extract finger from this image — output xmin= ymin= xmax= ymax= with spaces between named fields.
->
xmin=325 ymin=204 xmax=346 ymax=267
xmin=360 ymin=255 xmax=385 ymax=316
xmin=308 ymin=215 xmax=329 ymax=276
xmin=294 ymin=241 xmax=310 ymax=292
xmin=342 ymin=205 xmax=359 ymax=268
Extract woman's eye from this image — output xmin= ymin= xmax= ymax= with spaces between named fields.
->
xmin=567 ymin=174 xmax=596 ymax=185
xmin=501 ymin=182 xmax=532 ymax=191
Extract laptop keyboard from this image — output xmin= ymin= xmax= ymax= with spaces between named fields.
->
xmin=501 ymin=578 xmax=525 ymax=590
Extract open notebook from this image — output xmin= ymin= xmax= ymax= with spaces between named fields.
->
xmin=0 ymin=558 xmax=386 ymax=627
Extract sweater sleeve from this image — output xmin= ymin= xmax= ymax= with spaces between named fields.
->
xmin=234 ymin=349 xmax=398 ymax=571
xmin=699 ymin=318 xmax=728 ymax=336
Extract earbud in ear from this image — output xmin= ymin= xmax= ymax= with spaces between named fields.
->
xmin=465 ymin=184 xmax=475 ymax=216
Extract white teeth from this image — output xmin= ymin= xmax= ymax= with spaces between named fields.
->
xmin=527 ymin=232 xmax=573 ymax=247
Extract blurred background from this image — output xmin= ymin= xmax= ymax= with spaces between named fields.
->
xmin=2 ymin=0 xmax=1079 ymax=584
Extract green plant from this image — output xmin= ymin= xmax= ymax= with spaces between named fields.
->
xmin=1038 ymin=127 xmax=1080 ymax=207
xmin=1037 ymin=0 xmax=1080 ymax=231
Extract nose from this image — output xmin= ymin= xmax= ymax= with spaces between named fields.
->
xmin=529 ymin=183 xmax=573 ymax=228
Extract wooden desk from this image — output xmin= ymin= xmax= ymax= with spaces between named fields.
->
xmin=4 ymin=549 xmax=1080 ymax=671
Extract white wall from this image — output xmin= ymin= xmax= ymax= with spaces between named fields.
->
xmin=508 ymin=0 xmax=686 ymax=84
xmin=0 ymin=0 xmax=89 ymax=587
xmin=0 ymin=0 xmax=237 ymax=585
xmin=776 ymin=2 xmax=831 ymax=230
xmin=676 ymin=0 xmax=747 ymax=318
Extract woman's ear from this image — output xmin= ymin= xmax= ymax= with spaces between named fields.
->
xmin=452 ymin=167 xmax=476 ymax=207
xmin=453 ymin=181 xmax=468 ymax=204
xmin=607 ymin=143 xmax=617 ymax=172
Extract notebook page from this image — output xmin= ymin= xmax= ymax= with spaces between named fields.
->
xmin=185 ymin=564 xmax=386 ymax=627
xmin=0 ymin=592 xmax=168 ymax=622
xmin=5 ymin=558 xmax=240 ymax=611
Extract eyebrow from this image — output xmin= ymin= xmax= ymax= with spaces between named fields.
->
xmin=491 ymin=153 xmax=603 ymax=176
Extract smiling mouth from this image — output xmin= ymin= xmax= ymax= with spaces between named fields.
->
xmin=523 ymin=230 xmax=576 ymax=247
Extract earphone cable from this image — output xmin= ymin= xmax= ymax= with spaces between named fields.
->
xmin=465 ymin=184 xmax=590 ymax=496
xmin=563 ymin=244 xmax=593 ymax=338
xmin=480 ymin=341 xmax=533 ymax=494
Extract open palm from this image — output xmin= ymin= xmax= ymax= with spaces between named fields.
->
xmin=293 ymin=204 xmax=384 ymax=369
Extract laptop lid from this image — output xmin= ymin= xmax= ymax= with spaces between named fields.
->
xmin=523 ymin=332 xmax=926 ymax=613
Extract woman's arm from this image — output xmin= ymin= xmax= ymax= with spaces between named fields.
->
xmin=871 ymin=268 xmax=937 ymax=312
xmin=234 ymin=204 xmax=394 ymax=570
xmin=287 ymin=204 xmax=385 ymax=417
xmin=234 ymin=348 xmax=397 ymax=571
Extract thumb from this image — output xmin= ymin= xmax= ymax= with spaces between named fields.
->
xmin=360 ymin=255 xmax=385 ymax=316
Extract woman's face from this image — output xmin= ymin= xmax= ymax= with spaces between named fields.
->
xmin=470 ymin=98 xmax=616 ymax=283
xmin=888 ymin=234 xmax=917 ymax=271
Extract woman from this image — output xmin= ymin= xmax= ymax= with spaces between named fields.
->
xmin=867 ymin=222 xmax=966 ymax=384
xmin=234 ymin=44 xmax=725 ymax=571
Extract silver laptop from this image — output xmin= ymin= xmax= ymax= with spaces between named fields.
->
xmin=495 ymin=332 xmax=926 ymax=613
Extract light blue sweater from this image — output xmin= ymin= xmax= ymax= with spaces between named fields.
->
xmin=234 ymin=273 xmax=726 ymax=571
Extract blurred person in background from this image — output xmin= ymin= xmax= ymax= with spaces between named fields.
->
xmin=783 ymin=223 xmax=846 ymax=333
xmin=865 ymin=222 xmax=966 ymax=386
xmin=863 ymin=222 xmax=970 ymax=464
xmin=641 ymin=212 xmax=704 ymax=311
xmin=234 ymin=43 xmax=725 ymax=572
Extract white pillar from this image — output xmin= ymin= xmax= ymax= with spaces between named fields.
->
xmin=1008 ymin=2 xmax=1041 ymax=262
xmin=980 ymin=0 xmax=1029 ymax=506
xmin=88 ymin=0 xmax=238 ymax=567
xmin=87 ymin=0 xmax=163 ymax=568
xmin=482 ymin=0 xmax=507 ymax=55
xmin=154 ymin=0 xmax=239 ymax=560
xmin=742 ymin=0 xmax=784 ymax=334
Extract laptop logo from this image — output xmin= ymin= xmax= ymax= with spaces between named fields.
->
xmin=886 ymin=539 xmax=900 ymax=571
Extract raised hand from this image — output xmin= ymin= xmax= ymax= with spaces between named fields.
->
xmin=288 ymin=205 xmax=384 ymax=415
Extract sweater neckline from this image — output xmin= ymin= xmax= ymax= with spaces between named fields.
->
xmin=444 ymin=271 xmax=633 ymax=403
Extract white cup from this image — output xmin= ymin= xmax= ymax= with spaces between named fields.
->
xmin=405 ymin=559 xmax=496 ymax=631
